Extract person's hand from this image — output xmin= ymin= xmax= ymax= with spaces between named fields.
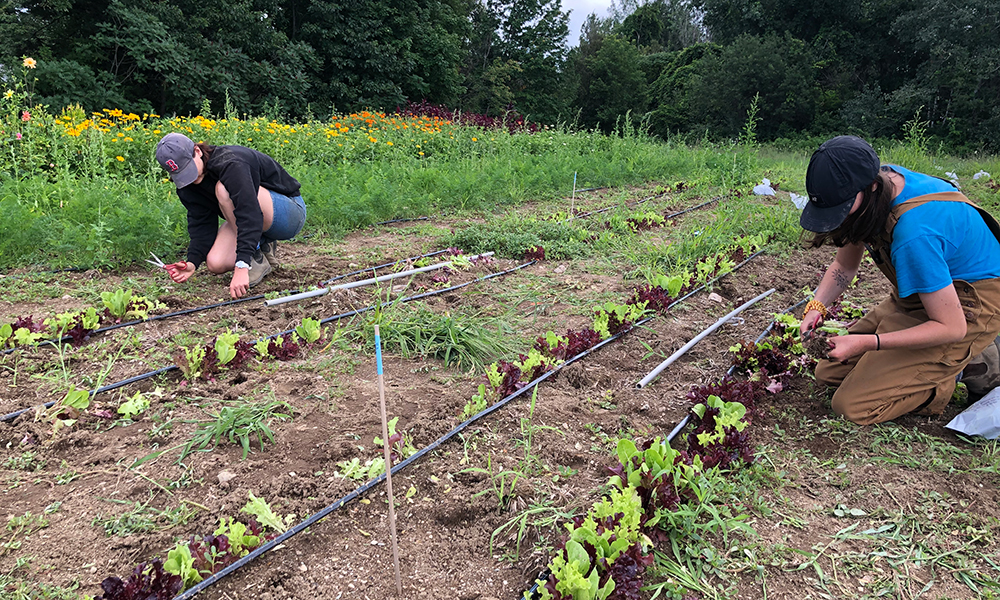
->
xmin=801 ymin=309 xmax=824 ymax=338
xmin=230 ymin=267 xmax=250 ymax=299
xmin=826 ymin=334 xmax=876 ymax=362
xmin=166 ymin=261 xmax=195 ymax=284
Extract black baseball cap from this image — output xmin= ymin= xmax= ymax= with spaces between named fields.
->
xmin=801 ymin=136 xmax=880 ymax=233
xmin=155 ymin=133 xmax=199 ymax=188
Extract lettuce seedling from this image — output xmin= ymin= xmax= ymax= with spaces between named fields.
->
xmin=214 ymin=330 xmax=241 ymax=366
xmin=513 ymin=348 xmax=557 ymax=381
xmin=45 ymin=308 xmax=100 ymax=345
xmin=175 ymin=344 xmax=206 ymax=382
xmin=254 ymin=338 xmax=271 ymax=359
xmin=96 ymin=559 xmax=182 ymax=600
xmin=101 ymin=289 xmax=163 ymax=322
xmin=336 ymin=456 xmax=386 ymax=480
xmin=374 ymin=416 xmax=417 ymax=464
xmin=450 ymin=255 xmax=473 ymax=270
xmin=593 ymin=301 xmax=647 ymax=339
xmin=649 ymin=274 xmax=685 ymax=298
xmin=11 ymin=326 xmax=45 ymax=347
xmin=36 ymin=386 xmax=91 ymax=437
xmin=240 ymin=492 xmax=289 ymax=534
xmin=163 ymin=543 xmax=201 ymax=588
xmin=100 ymin=289 xmax=134 ymax=320
xmin=691 ymin=395 xmax=748 ymax=447
xmin=525 ymin=245 xmax=546 ymax=261
xmin=117 ymin=391 xmax=150 ymax=420
xmin=294 ymin=318 xmax=324 ymax=344
xmin=462 ymin=385 xmax=488 ymax=418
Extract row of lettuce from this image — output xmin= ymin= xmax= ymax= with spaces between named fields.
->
xmin=527 ymin=308 xmax=824 ymax=599
xmin=77 ymin=235 xmax=767 ymax=598
xmin=525 ymin=302 xmax=874 ymax=597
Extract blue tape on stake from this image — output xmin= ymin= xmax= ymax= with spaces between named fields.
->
xmin=375 ymin=333 xmax=383 ymax=375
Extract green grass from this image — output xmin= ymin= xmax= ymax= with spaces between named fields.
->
xmin=361 ymin=303 xmax=520 ymax=372
xmin=175 ymin=397 xmax=293 ymax=462
xmin=91 ymin=498 xmax=198 ymax=537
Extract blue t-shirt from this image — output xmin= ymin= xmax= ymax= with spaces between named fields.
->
xmin=890 ymin=165 xmax=1000 ymax=296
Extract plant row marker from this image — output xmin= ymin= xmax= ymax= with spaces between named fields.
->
xmin=374 ymin=324 xmax=403 ymax=595
xmin=636 ymin=288 xmax=775 ymax=388
xmin=265 ymin=252 xmax=496 ymax=306
xmin=169 ymin=252 xmax=766 ymax=600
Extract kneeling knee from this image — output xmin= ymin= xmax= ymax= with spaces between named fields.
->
xmin=205 ymin=257 xmax=230 ymax=274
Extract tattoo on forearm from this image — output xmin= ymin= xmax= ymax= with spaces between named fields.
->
xmin=831 ymin=267 xmax=850 ymax=291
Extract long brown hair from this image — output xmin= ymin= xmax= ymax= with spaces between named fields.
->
xmin=810 ymin=166 xmax=896 ymax=248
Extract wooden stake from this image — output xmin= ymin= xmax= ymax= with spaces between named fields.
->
xmin=374 ymin=325 xmax=403 ymax=595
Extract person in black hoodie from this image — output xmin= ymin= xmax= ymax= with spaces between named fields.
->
xmin=155 ymin=132 xmax=306 ymax=298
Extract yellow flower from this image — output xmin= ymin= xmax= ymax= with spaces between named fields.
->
xmin=116 ymin=156 xmax=124 ymax=162
xmin=472 ymin=137 xmax=477 ymax=142
xmin=3 ymin=90 xmax=12 ymax=99
xmin=386 ymin=141 xmax=393 ymax=146
xmin=22 ymin=57 xmax=36 ymax=69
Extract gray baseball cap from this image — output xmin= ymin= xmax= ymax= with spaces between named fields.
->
xmin=155 ymin=133 xmax=199 ymax=188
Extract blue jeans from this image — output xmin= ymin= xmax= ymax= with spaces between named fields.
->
xmin=263 ymin=190 xmax=306 ymax=241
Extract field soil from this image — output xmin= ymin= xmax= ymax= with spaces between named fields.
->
xmin=1 ymin=187 xmax=997 ymax=600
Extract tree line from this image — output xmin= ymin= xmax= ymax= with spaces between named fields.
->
xmin=4 ymin=0 xmax=999 ymax=151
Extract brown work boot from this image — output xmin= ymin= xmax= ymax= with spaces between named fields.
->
xmin=961 ymin=335 xmax=1000 ymax=396
xmin=248 ymin=248 xmax=272 ymax=287
xmin=260 ymin=239 xmax=279 ymax=268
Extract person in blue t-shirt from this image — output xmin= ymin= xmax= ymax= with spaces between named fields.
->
xmin=798 ymin=135 xmax=1000 ymax=425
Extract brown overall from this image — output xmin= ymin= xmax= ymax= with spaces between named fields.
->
xmin=815 ymin=192 xmax=1000 ymax=425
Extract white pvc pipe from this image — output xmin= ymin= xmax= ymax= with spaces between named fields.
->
xmin=636 ymin=288 xmax=776 ymax=389
xmin=264 ymin=252 xmax=495 ymax=306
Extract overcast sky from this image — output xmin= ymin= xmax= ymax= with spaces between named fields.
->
xmin=562 ymin=0 xmax=612 ymax=46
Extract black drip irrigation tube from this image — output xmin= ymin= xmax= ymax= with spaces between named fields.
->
xmin=0 ymin=261 xmax=536 ymax=424
xmin=563 ymin=194 xmax=719 ymax=224
xmin=0 ymin=249 xmax=453 ymax=358
xmin=0 ymin=266 xmax=88 ymax=281
xmin=172 ymin=310 xmax=649 ymax=600
xmin=372 ymin=216 xmax=431 ymax=227
xmin=174 ymin=250 xmax=765 ymax=600
xmin=522 ymin=250 xmax=771 ymax=599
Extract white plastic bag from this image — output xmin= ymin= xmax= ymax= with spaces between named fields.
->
xmin=973 ymin=170 xmax=991 ymax=180
xmin=753 ymin=178 xmax=775 ymax=196
xmin=790 ymin=193 xmax=808 ymax=210
xmin=945 ymin=387 xmax=1000 ymax=439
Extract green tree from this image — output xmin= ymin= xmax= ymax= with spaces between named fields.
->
xmin=571 ymin=34 xmax=647 ymax=131
xmin=301 ymin=0 xmax=467 ymax=112
xmin=684 ymin=33 xmax=819 ymax=139
xmin=461 ymin=0 xmax=570 ymax=122
xmin=645 ymin=43 xmax=720 ymax=138
xmin=618 ymin=0 xmax=704 ymax=52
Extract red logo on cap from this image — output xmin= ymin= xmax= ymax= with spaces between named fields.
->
xmin=166 ymin=159 xmax=179 ymax=172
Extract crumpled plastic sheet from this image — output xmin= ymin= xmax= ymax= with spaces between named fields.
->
xmin=753 ymin=178 xmax=775 ymax=196
xmin=946 ymin=387 xmax=1000 ymax=439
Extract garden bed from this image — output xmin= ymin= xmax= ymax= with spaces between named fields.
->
xmin=1 ymin=186 xmax=997 ymax=600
